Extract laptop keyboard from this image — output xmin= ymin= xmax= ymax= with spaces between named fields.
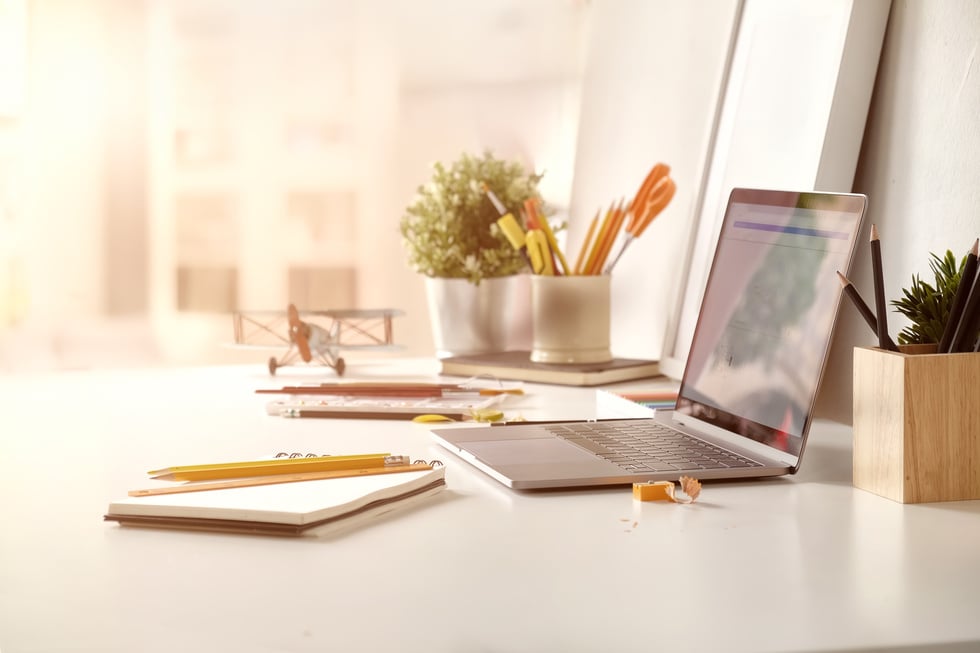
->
xmin=544 ymin=421 xmax=762 ymax=473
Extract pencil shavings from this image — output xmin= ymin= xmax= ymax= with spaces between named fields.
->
xmin=470 ymin=408 xmax=505 ymax=423
xmin=632 ymin=476 xmax=701 ymax=504
xmin=678 ymin=476 xmax=702 ymax=503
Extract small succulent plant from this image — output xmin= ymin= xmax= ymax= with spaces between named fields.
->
xmin=399 ymin=150 xmax=549 ymax=285
xmin=890 ymin=250 xmax=966 ymax=345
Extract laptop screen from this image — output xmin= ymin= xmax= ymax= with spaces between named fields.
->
xmin=675 ymin=188 xmax=867 ymax=457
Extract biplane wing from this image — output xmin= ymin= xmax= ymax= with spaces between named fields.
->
xmin=231 ymin=305 xmax=404 ymax=375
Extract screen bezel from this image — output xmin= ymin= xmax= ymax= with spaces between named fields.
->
xmin=674 ymin=188 xmax=867 ymax=460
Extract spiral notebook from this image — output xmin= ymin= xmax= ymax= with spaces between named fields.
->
xmin=104 ymin=465 xmax=447 ymax=537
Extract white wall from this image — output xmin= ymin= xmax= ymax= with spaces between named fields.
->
xmin=815 ymin=0 xmax=980 ymax=422
xmin=22 ymin=0 xmax=109 ymax=324
xmin=8 ymin=0 xmax=977 ymax=385
xmin=569 ymin=0 xmax=740 ymax=360
xmin=2 ymin=0 xmax=591 ymax=370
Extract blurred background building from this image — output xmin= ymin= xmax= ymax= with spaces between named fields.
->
xmin=0 ymin=0 xmax=589 ymax=370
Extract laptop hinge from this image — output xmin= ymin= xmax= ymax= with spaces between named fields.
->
xmin=666 ymin=411 xmax=799 ymax=468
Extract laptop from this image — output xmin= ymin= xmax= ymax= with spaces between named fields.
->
xmin=430 ymin=188 xmax=868 ymax=489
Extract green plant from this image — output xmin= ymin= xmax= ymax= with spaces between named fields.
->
xmin=399 ymin=150 xmax=549 ymax=284
xmin=891 ymin=250 xmax=966 ymax=345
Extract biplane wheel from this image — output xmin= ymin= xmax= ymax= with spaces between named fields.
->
xmin=335 ymin=357 xmax=346 ymax=376
xmin=268 ymin=357 xmax=278 ymax=376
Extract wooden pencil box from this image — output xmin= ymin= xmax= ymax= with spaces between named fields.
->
xmin=852 ymin=346 xmax=980 ymax=503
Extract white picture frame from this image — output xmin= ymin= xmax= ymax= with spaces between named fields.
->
xmin=657 ymin=0 xmax=892 ymax=380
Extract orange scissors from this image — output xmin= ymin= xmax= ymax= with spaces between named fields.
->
xmin=604 ymin=163 xmax=676 ymax=273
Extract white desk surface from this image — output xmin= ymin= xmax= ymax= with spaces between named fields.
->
xmin=2 ymin=359 xmax=980 ymax=653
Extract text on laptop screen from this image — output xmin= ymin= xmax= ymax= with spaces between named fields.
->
xmin=676 ymin=190 xmax=866 ymax=456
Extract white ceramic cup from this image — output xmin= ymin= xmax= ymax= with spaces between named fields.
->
xmin=530 ymin=274 xmax=612 ymax=364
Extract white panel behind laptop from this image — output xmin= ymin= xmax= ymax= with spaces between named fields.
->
xmin=659 ymin=0 xmax=891 ymax=380
xmin=568 ymin=0 xmax=741 ymax=361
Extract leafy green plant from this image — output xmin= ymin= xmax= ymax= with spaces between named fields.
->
xmin=399 ymin=150 xmax=550 ymax=284
xmin=891 ymin=250 xmax=965 ymax=345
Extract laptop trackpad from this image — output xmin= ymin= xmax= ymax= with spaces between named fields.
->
xmin=462 ymin=438 xmax=623 ymax=477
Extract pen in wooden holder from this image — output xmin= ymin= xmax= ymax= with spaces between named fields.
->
xmin=852 ymin=346 xmax=980 ymax=503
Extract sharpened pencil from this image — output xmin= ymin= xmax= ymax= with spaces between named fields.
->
xmin=280 ymin=408 xmax=472 ymax=421
xmin=574 ymin=211 xmax=600 ymax=275
xmin=588 ymin=199 xmax=627 ymax=275
xmin=948 ymin=256 xmax=980 ymax=352
xmin=837 ymin=271 xmax=898 ymax=351
xmin=869 ymin=226 xmax=898 ymax=351
xmin=130 ymin=463 xmax=433 ymax=497
xmin=939 ymin=238 xmax=979 ymax=353
xmin=149 ymin=453 xmax=398 ymax=482
xmin=256 ymin=383 xmax=522 ymax=397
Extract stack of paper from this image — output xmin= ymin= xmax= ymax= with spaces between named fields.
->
xmin=104 ymin=467 xmax=446 ymax=537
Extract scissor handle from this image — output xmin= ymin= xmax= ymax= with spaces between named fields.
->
xmin=630 ymin=176 xmax=677 ymax=238
xmin=625 ymin=163 xmax=670 ymax=232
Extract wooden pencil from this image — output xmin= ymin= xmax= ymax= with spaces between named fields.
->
xmin=939 ymin=238 xmax=978 ymax=352
xmin=574 ymin=211 xmax=600 ymax=275
xmin=281 ymin=408 xmax=472 ymax=421
xmin=837 ymin=271 xmax=898 ymax=350
xmin=130 ymin=463 xmax=434 ymax=497
xmin=869 ymin=225 xmax=897 ymax=351
xmin=588 ymin=199 xmax=628 ymax=274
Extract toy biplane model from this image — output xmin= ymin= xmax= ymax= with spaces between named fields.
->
xmin=232 ymin=304 xmax=404 ymax=375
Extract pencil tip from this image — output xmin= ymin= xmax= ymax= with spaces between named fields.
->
xmin=870 ymin=224 xmax=879 ymax=241
xmin=836 ymin=270 xmax=849 ymax=286
xmin=972 ymin=238 xmax=979 ymax=256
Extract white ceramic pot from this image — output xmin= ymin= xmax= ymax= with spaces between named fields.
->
xmin=424 ymin=275 xmax=532 ymax=358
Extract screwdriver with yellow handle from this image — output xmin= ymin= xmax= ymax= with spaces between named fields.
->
xmin=483 ymin=182 xmax=534 ymax=268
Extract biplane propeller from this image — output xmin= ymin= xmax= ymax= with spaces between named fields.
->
xmin=230 ymin=304 xmax=404 ymax=376
xmin=287 ymin=303 xmax=314 ymax=365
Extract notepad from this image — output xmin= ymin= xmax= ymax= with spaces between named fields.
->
xmin=439 ymin=350 xmax=661 ymax=386
xmin=104 ymin=467 xmax=447 ymax=537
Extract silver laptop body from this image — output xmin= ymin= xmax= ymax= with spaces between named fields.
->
xmin=432 ymin=188 xmax=868 ymax=489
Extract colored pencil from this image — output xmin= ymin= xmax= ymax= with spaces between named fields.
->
xmin=837 ymin=271 xmax=898 ymax=350
xmin=869 ymin=225 xmax=898 ymax=351
xmin=939 ymin=238 xmax=979 ymax=353
xmin=129 ymin=463 xmax=433 ymax=497
xmin=574 ymin=211 xmax=600 ymax=275
xmin=581 ymin=201 xmax=618 ymax=276
xmin=256 ymin=383 xmax=522 ymax=397
xmin=587 ymin=199 xmax=627 ymax=275
xmin=280 ymin=408 xmax=472 ymax=421
xmin=149 ymin=453 xmax=398 ymax=482
xmin=948 ymin=259 xmax=980 ymax=352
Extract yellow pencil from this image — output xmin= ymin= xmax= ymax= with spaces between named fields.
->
xmin=590 ymin=199 xmax=629 ymax=274
xmin=149 ymin=453 xmax=397 ymax=482
xmin=582 ymin=202 xmax=617 ymax=276
xmin=574 ymin=211 xmax=600 ymax=275
xmin=131 ymin=463 xmax=434 ymax=497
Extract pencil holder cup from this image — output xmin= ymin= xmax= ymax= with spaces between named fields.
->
xmin=852 ymin=346 xmax=980 ymax=503
xmin=530 ymin=274 xmax=612 ymax=364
